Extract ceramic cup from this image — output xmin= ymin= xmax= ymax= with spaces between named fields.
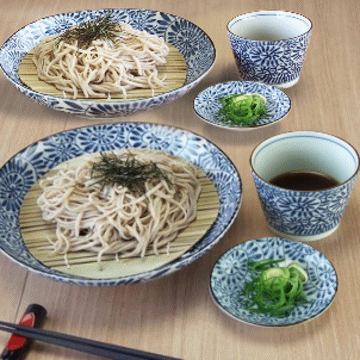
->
xmin=227 ymin=11 xmax=312 ymax=88
xmin=250 ymin=131 xmax=359 ymax=241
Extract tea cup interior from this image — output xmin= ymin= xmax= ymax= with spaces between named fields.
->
xmin=251 ymin=132 xmax=359 ymax=185
xmin=228 ymin=11 xmax=311 ymax=41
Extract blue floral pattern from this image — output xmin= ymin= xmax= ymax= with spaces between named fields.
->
xmin=252 ymin=172 xmax=357 ymax=238
xmin=210 ymin=237 xmax=337 ymax=326
xmin=248 ymin=44 xmax=284 ymax=68
xmin=193 ymin=81 xmax=291 ymax=129
xmin=0 ymin=9 xmax=215 ymax=118
xmin=0 ymin=123 xmax=242 ymax=286
xmin=0 ymin=158 xmax=37 ymax=212
xmin=228 ymin=13 xmax=311 ymax=86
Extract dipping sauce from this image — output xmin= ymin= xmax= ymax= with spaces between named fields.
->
xmin=270 ymin=171 xmax=340 ymax=191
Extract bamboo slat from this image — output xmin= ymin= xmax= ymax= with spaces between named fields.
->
xmin=18 ymin=43 xmax=187 ymax=100
xmin=19 ymin=155 xmax=219 ymax=279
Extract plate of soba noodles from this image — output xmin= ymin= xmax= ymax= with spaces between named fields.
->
xmin=0 ymin=122 xmax=242 ymax=286
xmin=0 ymin=9 xmax=216 ymax=118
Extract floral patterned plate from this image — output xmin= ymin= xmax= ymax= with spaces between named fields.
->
xmin=210 ymin=237 xmax=337 ymax=327
xmin=0 ymin=122 xmax=242 ymax=286
xmin=0 ymin=9 xmax=216 ymax=118
xmin=193 ymin=81 xmax=291 ymax=129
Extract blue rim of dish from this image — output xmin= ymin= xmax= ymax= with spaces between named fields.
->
xmin=193 ymin=81 xmax=291 ymax=130
xmin=0 ymin=122 xmax=242 ymax=286
xmin=209 ymin=237 xmax=338 ymax=327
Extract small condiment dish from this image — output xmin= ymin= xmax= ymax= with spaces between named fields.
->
xmin=193 ymin=81 xmax=291 ymax=130
xmin=210 ymin=237 xmax=337 ymax=327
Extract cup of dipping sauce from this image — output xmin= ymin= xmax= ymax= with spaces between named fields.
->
xmin=250 ymin=131 xmax=359 ymax=241
xmin=227 ymin=11 xmax=312 ymax=88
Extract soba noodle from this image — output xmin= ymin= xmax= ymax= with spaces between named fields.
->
xmin=32 ymin=22 xmax=170 ymax=99
xmin=37 ymin=149 xmax=201 ymax=267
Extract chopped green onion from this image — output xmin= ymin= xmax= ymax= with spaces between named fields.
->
xmin=240 ymin=259 xmax=309 ymax=317
xmin=215 ymin=93 xmax=267 ymax=126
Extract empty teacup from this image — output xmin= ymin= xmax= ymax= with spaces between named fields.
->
xmin=227 ymin=11 xmax=312 ymax=88
xmin=250 ymin=131 xmax=359 ymax=241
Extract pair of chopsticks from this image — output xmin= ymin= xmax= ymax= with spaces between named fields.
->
xmin=0 ymin=320 xmax=181 ymax=360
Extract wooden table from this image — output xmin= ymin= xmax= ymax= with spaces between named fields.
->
xmin=0 ymin=0 xmax=359 ymax=359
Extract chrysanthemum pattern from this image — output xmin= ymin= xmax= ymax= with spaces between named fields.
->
xmin=252 ymin=172 xmax=357 ymax=237
xmin=210 ymin=237 xmax=337 ymax=326
xmin=0 ymin=123 xmax=241 ymax=286
xmin=0 ymin=158 xmax=37 ymax=212
xmin=228 ymin=32 xmax=311 ymax=85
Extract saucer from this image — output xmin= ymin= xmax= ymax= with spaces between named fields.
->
xmin=194 ymin=81 xmax=291 ymax=130
xmin=210 ymin=237 xmax=337 ymax=327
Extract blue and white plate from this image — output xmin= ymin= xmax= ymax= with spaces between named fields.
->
xmin=210 ymin=237 xmax=337 ymax=327
xmin=0 ymin=9 xmax=216 ymax=118
xmin=0 ymin=122 xmax=242 ymax=286
xmin=193 ymin=81 xmax=291 ymax=129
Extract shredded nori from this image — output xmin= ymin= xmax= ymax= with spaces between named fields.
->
xmin=56 ymin=12 xmax=120 ymax=49
xmin=90 ymin=151 xmax=172 ymax=194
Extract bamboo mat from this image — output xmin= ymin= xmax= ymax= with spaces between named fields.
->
xmin=18 ymin=43 xmax=187 ymax=101
xmin=19 ymin=155 xmax=219 ymax=279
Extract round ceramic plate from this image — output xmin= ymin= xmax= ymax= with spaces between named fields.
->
xmin=0 ymin=122 xmax=242 ymax=286
xmin=193 ymin=81 xmax=291 ymax=129
xmin=210 ymin=237 xmax=337 ymax=327
xmin=0 ymin=9 xmax=216 ymax=118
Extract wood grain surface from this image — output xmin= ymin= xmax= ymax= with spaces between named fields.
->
xmin=0 ymin=1 xmax=359 ymax=360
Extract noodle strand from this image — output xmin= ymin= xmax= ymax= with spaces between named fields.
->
xmin=32 ymin=23 xmax=170 ymax=99
xmin=37 ymin=149 xmax=201 ymax=266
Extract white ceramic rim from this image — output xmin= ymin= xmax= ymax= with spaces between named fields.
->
xmin=249 ymin=131 xmax=360 ymax=192
xmin=227 ymin=10 xmax=313 ymax=42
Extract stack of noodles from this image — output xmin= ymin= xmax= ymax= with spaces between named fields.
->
xmin=32 ymin=22 xmax=170 ymax=99
xmin=37 ymin=149 xmax=201 ymax=266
